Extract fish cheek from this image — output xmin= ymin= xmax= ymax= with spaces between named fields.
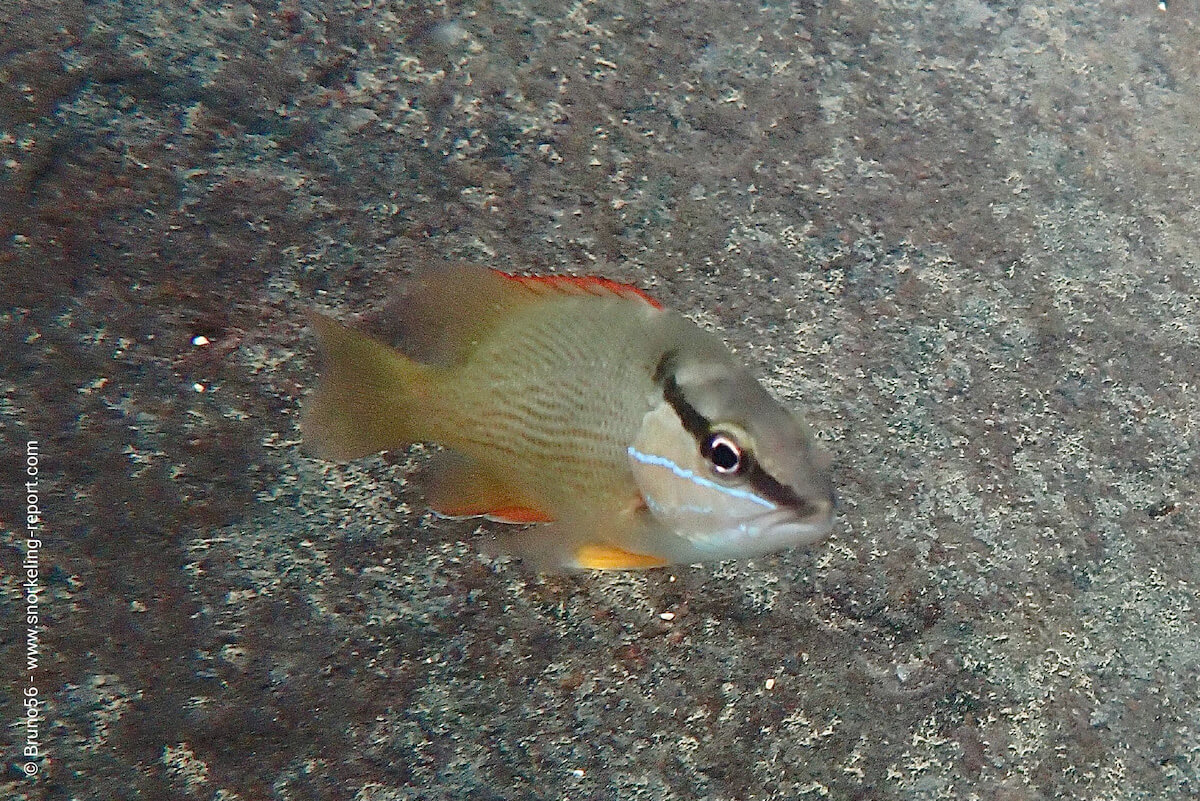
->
xmin=628 ymin=402 xmax=727 ymax=536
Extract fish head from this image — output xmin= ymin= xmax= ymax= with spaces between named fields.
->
xmin=628 ymin=354 xmax=836 ymax=561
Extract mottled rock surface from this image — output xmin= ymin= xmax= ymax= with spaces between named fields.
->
xmin=2 ymin=1 xmax=1198 ymax=799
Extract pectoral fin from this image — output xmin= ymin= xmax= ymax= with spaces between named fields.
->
xmin=571 ymin=544 xmax=669 ymax=570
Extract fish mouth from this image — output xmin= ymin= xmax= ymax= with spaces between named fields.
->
xmin=678 ymin=497 xmax=835 ymax=561
xmin=754 ymin=496 xmax=836 ymax=547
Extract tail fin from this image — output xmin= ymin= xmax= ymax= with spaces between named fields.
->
xmin=301 ymin=311 xmax=445 ymax=460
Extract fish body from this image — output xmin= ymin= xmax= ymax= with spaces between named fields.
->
xmin=303 ymin=265 xmax=835 ymax=569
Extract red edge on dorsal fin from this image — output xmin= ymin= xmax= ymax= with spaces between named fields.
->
xmin=491 ymin=270 xmax=663 ymax=309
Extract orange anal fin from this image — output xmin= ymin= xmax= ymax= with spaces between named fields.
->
xmin=573 ymin=544 xmax=669 ymax=570
xmin=433 ymin=504 xmax=553 ymax=524
xmin=425 ymin=452 xmax=552 ymax=524
xmin=483 ymin=506 xmax=555 ymax=524
xmin=494 ymin=271 xmax=663 ymax=309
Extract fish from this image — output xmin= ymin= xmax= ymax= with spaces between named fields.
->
xmin=302 ymin=264 xmax=835 ymax=570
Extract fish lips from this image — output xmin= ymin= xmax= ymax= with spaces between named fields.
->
xmin=758 ymin=501 xmax=836 ymax=548
xmin=690 ymin=498 xmax=835 ymax=561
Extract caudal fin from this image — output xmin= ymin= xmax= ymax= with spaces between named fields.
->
xmin=301 ymin=311 xmax=444 ymax=460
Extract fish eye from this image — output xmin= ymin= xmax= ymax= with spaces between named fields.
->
xmin=703 ymin=431 xmax=745 ymax=476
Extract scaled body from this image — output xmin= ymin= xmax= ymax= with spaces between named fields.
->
xmin=303 ymin=265 xmax=835 ymax=569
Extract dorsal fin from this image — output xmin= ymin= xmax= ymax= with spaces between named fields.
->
xmin=497 ymin=272 xmax=663 ymax=309
xmin=369 ymin=263 xmax=661 ymax=366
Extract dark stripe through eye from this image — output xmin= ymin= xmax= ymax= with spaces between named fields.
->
xmin=657 ymin=357 xmax=818 ymax=516
xmin=652 ymin=350 xmax=677 ymax=385
xmin=744 ymin=462 xmax=816 ymax=516
xmin=704 ymin=434 xmax=743 ymax=474
xmin=660 ymin=370 xmax=711 ymax=440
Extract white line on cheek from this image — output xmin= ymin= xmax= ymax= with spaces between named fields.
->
xmin=627 ymin=446 xmax=777 ymax=510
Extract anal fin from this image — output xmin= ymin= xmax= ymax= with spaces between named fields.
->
xmin=484 ymin=506 xmax=555 ymax=524
xmin=425 ymin=452 xmax=553 ymax=524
